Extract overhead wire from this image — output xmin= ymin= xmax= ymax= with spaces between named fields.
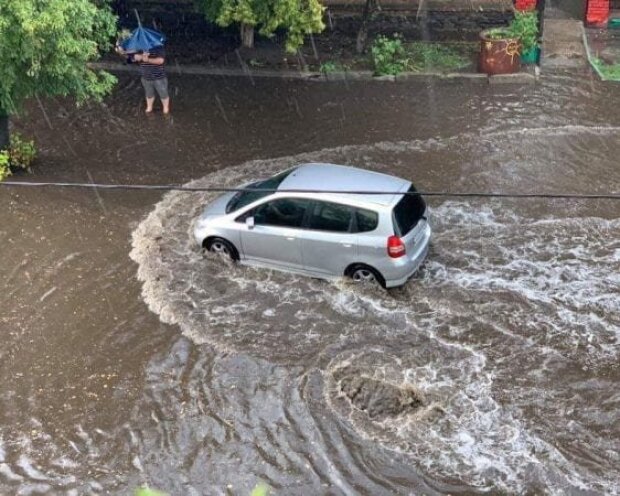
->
xmin=1 ymin=180 xmax=619 ymax=200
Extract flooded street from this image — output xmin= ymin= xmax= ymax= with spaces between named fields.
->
xmin=1 ymin=73 xmax=619 ymax=494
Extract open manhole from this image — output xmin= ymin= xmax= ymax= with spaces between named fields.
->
xmin=339 ymin=374 xmax=423 ymax=420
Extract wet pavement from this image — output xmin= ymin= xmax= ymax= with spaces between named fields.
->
xmin=1 ymin=72 xmax=619 ymax=494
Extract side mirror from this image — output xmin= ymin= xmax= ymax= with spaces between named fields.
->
xmin=246 ymin=216 xmax=255 ymax=229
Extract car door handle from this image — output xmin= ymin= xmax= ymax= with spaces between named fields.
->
xmin=342 ymin=243 xmax=352 ymax=248
xmin=286 ymin=236 xmax=295 ymax=241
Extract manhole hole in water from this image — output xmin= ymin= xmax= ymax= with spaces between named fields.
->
xmin=339 ymin=374 xmax=423 ymax=420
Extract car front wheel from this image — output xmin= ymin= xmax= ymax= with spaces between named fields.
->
xmin=204 ymin=237 xmax=239 ymax=261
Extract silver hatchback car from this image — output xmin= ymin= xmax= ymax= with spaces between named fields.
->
xmin=193 ymin=163 xmax=431 ymax=288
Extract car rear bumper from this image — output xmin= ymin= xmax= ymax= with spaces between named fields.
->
xmin=383 ymin=223 xmax=431 ymax=288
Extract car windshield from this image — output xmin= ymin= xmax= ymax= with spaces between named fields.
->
xmin=392 ymin=185 xmax=426 ymax=236
xmin=225 ymin=168 xmax=295 ymax=213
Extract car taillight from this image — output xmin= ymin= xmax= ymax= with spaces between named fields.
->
xmin=387 ymin=235 xmax=406 ymax=258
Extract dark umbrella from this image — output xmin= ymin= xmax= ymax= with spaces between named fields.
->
xmin=119 ymin=11 xmax=165 ymax=53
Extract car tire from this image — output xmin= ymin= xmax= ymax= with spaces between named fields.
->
xmin=204 ymin=237 xmax=239 ymax=261
xmin=345 ymin=264 xmax=386 ymax=288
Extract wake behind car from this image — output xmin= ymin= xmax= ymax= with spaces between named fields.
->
xmin=193 ymin=163 xmax=431 ymax=288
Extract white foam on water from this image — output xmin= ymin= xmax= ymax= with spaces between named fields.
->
xmin=427 ymin=202 xmax=620 ymax=351
xmin=0 ymin=463 xmax=23 ymax=484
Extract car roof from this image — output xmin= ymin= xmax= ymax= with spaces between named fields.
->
xmin=278 ymin=163 xmax=410 ymax=207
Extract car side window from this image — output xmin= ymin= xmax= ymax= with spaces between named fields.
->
xmin=355 ymin=208 xmax=378 ymax=233
xmin=252 ymin=198 xmax=309 ymax=228
xmin=308 ymin=201 xmax=352 ymax=233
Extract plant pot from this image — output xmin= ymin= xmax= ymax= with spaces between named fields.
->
xmin=520 ymin=46 xmax=540 ymax=64
xmin=479 ymin=29 xmax=521 ymax=75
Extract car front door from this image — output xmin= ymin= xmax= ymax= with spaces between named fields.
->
xmin=298 ymin=201 xmax=357 ymax=276
xmin=239 ymin=197 xmax=309 ymax=270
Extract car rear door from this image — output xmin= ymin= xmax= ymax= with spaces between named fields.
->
xmin=298 ymin=201 xmax=357 ymax=276
xmin=239 ymin=198 xmax=309 ymax=270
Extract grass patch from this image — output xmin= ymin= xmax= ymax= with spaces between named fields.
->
xmin=592 ymin=58 xmax=620 ymax=80
xmin=405 ymin=42 xmax=472 ymax=73
xmin=319 ymin=60 xmax=350 ymax=74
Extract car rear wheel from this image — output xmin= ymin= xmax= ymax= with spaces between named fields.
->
xmin=205 ymin=237 xmax=239 ymax=261
xmin=346 ymin=264 xmax=386 ymax=288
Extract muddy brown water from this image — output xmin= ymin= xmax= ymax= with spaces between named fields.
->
xmin=1 ymin=72 xmax=619 ymax=495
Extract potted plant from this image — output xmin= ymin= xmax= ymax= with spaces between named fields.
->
xmin=510 ymin=11 xmax=540 ymax=64
xmin=479 ymin=27 xmax=521 ymax=75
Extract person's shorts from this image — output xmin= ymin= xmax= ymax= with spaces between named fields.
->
xmin=141 ymin=77 xmax=169 ymax=99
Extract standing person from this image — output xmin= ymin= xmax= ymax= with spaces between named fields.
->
xmin=132 ymin=46 xmax=170 ymax=115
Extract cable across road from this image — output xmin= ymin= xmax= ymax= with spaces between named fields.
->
xmin=1 ymin=180 xmax=620 ymax=200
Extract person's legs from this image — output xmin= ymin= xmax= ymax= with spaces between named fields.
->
xmin=154 ymin=78 xmax=170 ymax=114
xmin=145 ymin=97 xmax=155 ymax=113
xmin=141 ymin=78 xmax=156 ymax=113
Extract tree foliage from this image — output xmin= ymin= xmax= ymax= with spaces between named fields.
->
xmin=0 ymin=0 xmax=118 ymax=116
xmin=196 ymin=0 xmax=325 ymax=52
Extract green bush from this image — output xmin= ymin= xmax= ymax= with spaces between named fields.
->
xmin=0 ymin=150 xmax=10 ymax=181
xmin=7 ymin=133 xmax=36 ymax=171
xmin=319 ymin=60 xmax=350 ymax=74
xmin=0 ymin=133 xmax=37 ymax=181
xmin=371 ymin=34 xmax=408 ymax=76
xmin=320 ymin=61 xmax=338 ymax=74
xmin=509 ymin=11 xmax=539 ymax=53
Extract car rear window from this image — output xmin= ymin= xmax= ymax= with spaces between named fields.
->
xmin=226 ymin=168 xmax=295 ymax=213
xmin=392 ymin=185 xmax=426 ymax=236
xmin=355 ymin=208 xmax=378 ymax=233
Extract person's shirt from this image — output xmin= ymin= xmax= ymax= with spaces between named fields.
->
xmin=139 ymin=46 xmax=166 ymax=80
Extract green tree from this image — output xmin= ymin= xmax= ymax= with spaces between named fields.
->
xmin=196 ymin=0 xmax=325 ymax=52
xmin=0 ymin=0 xmax=117 ymax=150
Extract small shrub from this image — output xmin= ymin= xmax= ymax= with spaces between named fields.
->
xmin=371 ymin=34 xmax=408 ymax=76
xmin=319 ymin=60 xmax=349 ymax=74
xmin=320 ymin=61 xmax=338 ymax=74
xmin=483 ymin=12 xmax=539 ymax=52
xmin=509 ymin=11 xmax=539 ymax=53
xmin=248 ymin=58 xmax=265 ymax=67
xmin=0 ymin=150 xmax=10 ymax=181
xmin=8 ymin=133 xmax=36 ymax=171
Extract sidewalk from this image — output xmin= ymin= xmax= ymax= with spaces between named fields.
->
xmin=541 ymin=18 xmax=588 ymax=69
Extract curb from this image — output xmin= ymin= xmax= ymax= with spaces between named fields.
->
xmin=488 ymin=72 xmax=537 ymax=84
xmin=91 ymin=62 xmax=538 ymax=84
